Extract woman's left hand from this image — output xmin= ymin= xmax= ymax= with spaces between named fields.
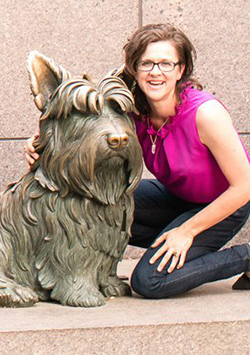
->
xmin=149 ymin=227 xmax=194 ymax=273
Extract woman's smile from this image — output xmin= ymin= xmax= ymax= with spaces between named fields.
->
xmin=147 ymin=80 xmax=165 ymax=87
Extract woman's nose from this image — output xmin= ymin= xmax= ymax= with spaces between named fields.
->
xmin=150 ymin=63 xmax=162 ymax=74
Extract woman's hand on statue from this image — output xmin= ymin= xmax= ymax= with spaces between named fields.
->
xmin=24 ymin=133 xmax=40 ymax=167
xmin=149 ymin=227 xmax=194 ymax=273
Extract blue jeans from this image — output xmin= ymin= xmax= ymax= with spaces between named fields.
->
xmin=130 ymin=179 xmax=250 ymax=298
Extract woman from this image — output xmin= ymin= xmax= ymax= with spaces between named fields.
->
xmin=26 ymin=23 xmax=250 ymax=298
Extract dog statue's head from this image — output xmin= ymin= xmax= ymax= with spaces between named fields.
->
xmin=26 ymin=51 xmax=143 ymax=205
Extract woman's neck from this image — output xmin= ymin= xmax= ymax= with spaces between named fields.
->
xmin=148 ymin=95 xmax=177 ymax=129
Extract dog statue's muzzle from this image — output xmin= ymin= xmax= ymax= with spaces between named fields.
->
xmin=106 ymin=133 xmax=129 ymax=149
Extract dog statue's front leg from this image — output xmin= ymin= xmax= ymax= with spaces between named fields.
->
xmin=100 ymin=274 xmax=131 ymax=298
xmin=37 ymin=250 xmax=106 ymax=307
xmin=99 ymin=255 xmax=131 ymax=298
xmin=50 ymin=272 xmax=106 ymax=307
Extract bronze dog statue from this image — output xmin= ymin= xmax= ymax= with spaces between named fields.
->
xmin=0 ymin=52 xmax=142 ymax=307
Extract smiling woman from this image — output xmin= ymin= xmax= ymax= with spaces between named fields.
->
xmin=120 ymin=23 xmax=250 ymax=299
xmin=26 ymin=23 xmax=250 ymax=300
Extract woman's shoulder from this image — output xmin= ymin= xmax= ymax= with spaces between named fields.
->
xmin=176 ymin=86 xmax=218 ymax=118
xmin=181 ymin=85 xmax=215 ymax=105
xmin=197 ymin=99 xmax=232 ymax=128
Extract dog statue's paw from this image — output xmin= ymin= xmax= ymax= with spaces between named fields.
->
xmin=0 ymin=280 xmax=39 ymax=307
xmin=101 ymin=278 xmax=131 ymax=298
xmin=70 ymin=291 xmax=106 ymax=308
xmin=51 ymin=285 xmax=106 ymax=308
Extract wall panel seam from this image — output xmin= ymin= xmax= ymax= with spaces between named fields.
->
xmin=138 ymin=0 xmax=143 ymax=27
xmin=0 ymin=138 xmax=29 ymax=141
xmin=1 ymin=133 xmax=250 ymax=142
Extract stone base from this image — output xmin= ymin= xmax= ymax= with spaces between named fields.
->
xmin=1 ymin=259 xmax=250 ymax=354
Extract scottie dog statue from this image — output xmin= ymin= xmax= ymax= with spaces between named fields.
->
xmin=0 ymin=52 xmax=142 ymax=307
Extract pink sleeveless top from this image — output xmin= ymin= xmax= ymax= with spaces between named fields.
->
xmin=134 ymin=87 xmax=250 ymax=203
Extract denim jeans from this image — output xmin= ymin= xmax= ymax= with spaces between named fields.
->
xmin=130 ymin=179 xmax=250 ymax=298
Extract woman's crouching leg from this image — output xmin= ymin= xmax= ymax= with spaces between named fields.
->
xmin=131 ymin=243 xmax=250 ymax=299
xmin=131 ymin=201 xmax=250 ymax=299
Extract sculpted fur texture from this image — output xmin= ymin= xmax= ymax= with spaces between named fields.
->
xmin=0 ymin=52 xmax=143 ymax=307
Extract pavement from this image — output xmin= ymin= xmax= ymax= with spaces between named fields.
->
xmin=0 ymin=257 xmax=250 ymax=355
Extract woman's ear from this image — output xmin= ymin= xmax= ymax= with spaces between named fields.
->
xmin=177 ymin=64 xmax=186 ymax=81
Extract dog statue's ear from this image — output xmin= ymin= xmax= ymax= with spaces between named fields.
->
xmin=108 ymin=64 xmax=136 ymax=94
xmin=27 ymin=51 xmax=71 ymax=111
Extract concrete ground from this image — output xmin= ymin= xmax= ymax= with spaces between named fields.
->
xmin=0 ymin=258 xmax=250 ymax=355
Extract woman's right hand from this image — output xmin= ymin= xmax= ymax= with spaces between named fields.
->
xmin=24 ymin=133 xmax=40 ymax=167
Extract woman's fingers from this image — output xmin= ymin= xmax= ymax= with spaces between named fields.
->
xmin=24 ymin=134 xmax=40 ymax=167
xmin=166 ymin=252 xmax=180 ymax=273
xmin=177 ymin=251 xmax=187 ymax=270
xmin=25 ymin=152 xmax=35 ymax=166
xmin=151 ymin=234 xmax=166 ymax=248
xmin=157 ymin=249 xmax=180 ymax=272
xmin=150 ymin=246 xmax=187 ymax=273
xmin=24 ymin=147 xmax=39 ymax=168
xmin=157 ymin=250 xmax=185 ymax=273
xmin=149 ymin=242 xmax=169 ymax=264
xmin=26 ymin=137 xmax=35 ymax=153
xmin=149 ymin=228 xmax=193 ymax=272
xmin=31 ymin=151 xmax=40 ymax=160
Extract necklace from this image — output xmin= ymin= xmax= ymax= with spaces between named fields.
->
xmin=148 ymin=116 xmax=169 ymax=154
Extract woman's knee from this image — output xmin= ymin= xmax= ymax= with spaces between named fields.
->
xmin=130 ymin=261 xmax=165 ymax=299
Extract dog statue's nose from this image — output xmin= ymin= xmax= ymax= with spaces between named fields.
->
xmin=107 ymin=133 xmax=129 ymax=148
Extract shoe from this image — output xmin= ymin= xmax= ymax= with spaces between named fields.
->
xmin=232 ymin=273 xmax=250 ymax=290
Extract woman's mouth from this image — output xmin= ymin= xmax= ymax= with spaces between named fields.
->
xmin=148 ymin=81 xmax=165 ymax=87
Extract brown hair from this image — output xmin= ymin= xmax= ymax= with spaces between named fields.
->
xmin=123 ymin=23 xmax=202 ymax=115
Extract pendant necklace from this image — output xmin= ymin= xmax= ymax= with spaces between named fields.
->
xmin=149 ymin=116 xmax=169 ymax=154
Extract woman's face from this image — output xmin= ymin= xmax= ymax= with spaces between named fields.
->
xmin=135 ymin=40 xmax=185 ymax=107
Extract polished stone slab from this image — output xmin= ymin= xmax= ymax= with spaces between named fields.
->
xmin=0 ymin=259 xmax=250 ymax=354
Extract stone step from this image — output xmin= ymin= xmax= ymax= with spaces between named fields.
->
xmin=0 ymin=259 xmax=250 ymax=355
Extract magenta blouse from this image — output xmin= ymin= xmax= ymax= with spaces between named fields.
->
xmin=134 ymin=86 xmax=250 ymax=203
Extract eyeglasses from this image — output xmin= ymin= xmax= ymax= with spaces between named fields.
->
xmin=137 ymin=61 xmax=180 ymax=72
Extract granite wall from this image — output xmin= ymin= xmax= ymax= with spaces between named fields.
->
xmin=0 ymin=0 xmax=249 ymax=241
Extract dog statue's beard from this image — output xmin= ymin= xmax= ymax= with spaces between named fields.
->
xmin=48 ymin=130 xmax=142 ymax=205
xmin=79 ymin=134 xmax=141 ymax=205
xmin=91 ymin=156 xmax=130 ymax=205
